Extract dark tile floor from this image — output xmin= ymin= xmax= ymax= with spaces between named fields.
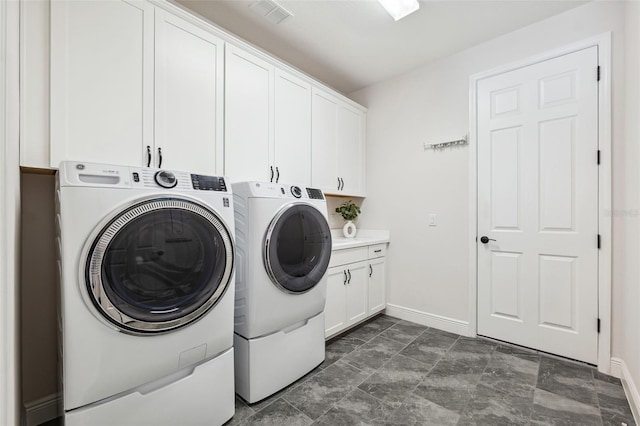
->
xmin=228 ymin=315 xmax=637 ymax=426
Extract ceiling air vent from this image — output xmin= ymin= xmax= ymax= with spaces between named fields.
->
xmin=249 ymin=0 xmax=293 ymax=25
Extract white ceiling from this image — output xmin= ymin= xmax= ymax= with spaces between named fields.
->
xmin=176 ymin=0 xmax=587 ymax=94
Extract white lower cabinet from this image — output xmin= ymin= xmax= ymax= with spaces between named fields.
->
xmin=324 ymin=268 xmax=349 ymax=336
xmin=367 ymin=257 xmax=386 ymax=315
xmin=324 ymin=244 xmax=387 ymax=339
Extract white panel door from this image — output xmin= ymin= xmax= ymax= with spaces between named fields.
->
xmin=345 ymin=262 xmax=368 ymax=325
xmin=337 ymin=104 xmax=365 ymax=196
xmin=274 ymin=69 xmax=311 ymax=186
xmin=311 ymin=89 xmax=339 ymax=193
xmin=368 ymin=258 xmax=386 ymax=315
xmin=154 ymin=10 xmax=223 ymax=175
xmin=477 ymin=47 xmax=599 ymax=364
xmin=324 ymin=267 xmax=347 ymax=337
xmin=50 ymin=0 xmax=153 ymax=168
xmin=224 ymin=46 xmax=273 ymax=182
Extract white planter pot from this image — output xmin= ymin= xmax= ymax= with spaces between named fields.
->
xmin=342 ymin=221 xmax=357 ymax=238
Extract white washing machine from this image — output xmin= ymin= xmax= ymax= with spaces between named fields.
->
xmin=232 ymin=181 xmax=332 ymax=403
xmin=56 ymin=161 xmax=236 ymax=425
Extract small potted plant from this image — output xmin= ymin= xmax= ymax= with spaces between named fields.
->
xmin=335 ymin=200 xmax=361 ymax=238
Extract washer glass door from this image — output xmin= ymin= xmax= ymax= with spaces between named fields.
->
xmin=86 ymin=198 xmax=234 ymax=334
xmin=264 ymin=203 xmax=332 ymax=293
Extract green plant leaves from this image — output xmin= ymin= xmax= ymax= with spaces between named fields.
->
xmin=335 ymin=200 xmax=361 ymax=221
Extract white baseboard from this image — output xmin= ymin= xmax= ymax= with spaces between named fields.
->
xmin=611 ymin=357 xmax=640 ymax=424
xmin=23 ymin=393 xmax=62 ymax=426
xmin=609 ymin=357 xmax=623 ymax=379
xmin=384 ymin=304 xmax=469 ymax=336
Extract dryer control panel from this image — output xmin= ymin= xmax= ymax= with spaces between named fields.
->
xmin=237 ymin=181 xmax=325 ymax=200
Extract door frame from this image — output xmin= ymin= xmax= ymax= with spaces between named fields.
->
xmin=1 ymin=0 xmax=22 ymax=423
xmin=468 ymin=33 xmax=612 ymax=372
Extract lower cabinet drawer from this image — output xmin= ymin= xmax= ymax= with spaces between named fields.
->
xmin=368 ymin=244 xmax=387 ymax=259
xmin=329 ymin=247 xmax=368 ymax=268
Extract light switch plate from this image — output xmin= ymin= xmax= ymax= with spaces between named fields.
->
xmin=428 ymin=214 xmax=437 ymax=226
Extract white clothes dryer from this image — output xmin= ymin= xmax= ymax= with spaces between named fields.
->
xmin=232 ymin=181 xmax=332 ymax=403
xmin=56 ymin=161 xmax=236 ymax=425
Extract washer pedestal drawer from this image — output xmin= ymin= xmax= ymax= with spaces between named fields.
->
xmin=234 ymin=311 xmax=325 ymax=403
xmin=65 ymin=348 xmax=235 ymax=426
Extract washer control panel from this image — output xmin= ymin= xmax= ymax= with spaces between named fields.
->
xmin=154 ymin=170 xmax=178 ymax=188
xmin=191 ymin=174 xmax=227 ymax=192
xmin=306 ymin=188 xmax=324 ymax=200
xmin=291 ymin=186 xmax=302 ymax=198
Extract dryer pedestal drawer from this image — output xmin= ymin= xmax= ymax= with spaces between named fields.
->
xmin=65 ymin=348 xmax=235 ymax=426
xmin=234 ymin=312 xmax=325 ymax=403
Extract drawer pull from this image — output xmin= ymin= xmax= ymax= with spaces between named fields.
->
xmin=374 ymin=249 xmax=382 ymax=253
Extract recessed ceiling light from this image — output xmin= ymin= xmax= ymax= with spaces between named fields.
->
xmin=377 ymin=0 xmax=420 ymax=21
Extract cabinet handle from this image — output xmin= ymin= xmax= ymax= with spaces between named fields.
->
xmin=369 ymin=265 xmax=373 ymax=277
xmin=343 ymin=270 xmax=347 ymax=285
xmin=341 ymin=178 xmax=345 ymax=191
xmin=276 ymin=167 xmax=280 ymax=183
xmin=374 ymin=249 xmax=382 ymax=253
xmin=347 ymin=269 xmax=351 ymax=284
xmin=157 ymin=147 xmax=163 ymax=168
xmin=270 ymin=166 xmax=274 ymax=182
xmin=146 ymin=146 xmax=151 ymax=167
xmin=337 ymin=177 xmax=341 ymax=190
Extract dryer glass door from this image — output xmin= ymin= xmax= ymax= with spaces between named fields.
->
xmin=86 ymin=198 xmax=234 ymax=334
xmin=264 ymin=203 xmax=332 ymax=293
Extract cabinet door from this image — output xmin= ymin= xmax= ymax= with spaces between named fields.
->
xmin=338 ymin=104 xmax=365 ymax=196
xmin=345 ymin=261 xmax=368 ymax=326
xmin=311 ymin=88 xmax=339 ymax=193
xmin=154 ymin=10 xmax=223 ymax=175
xmin=324 ymin=267 xmax=348 ymax=338
xmin=368 ymin=258 xmax=386 ymax=315
xmin=50 ymin=0 xmax=153 ymax=168
xmin=224 ymin=45 xmax=273 ymax=182
xmin=274 ymin=69 xmax=311 ymax=186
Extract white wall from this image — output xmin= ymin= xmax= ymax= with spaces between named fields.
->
xmin=619 ymin=0 xmax=640 ymax=411
xmin=351 ymin=0 xmax=636 ymax=375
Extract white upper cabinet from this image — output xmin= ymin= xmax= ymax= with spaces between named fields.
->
xmin=224 ymin=45 xmax=273 ymax=182
xmin=273 ymin=69 xmax=311 ymax=186
xmin=29 ymin=0 xmax=366 ymax=190
xmin=337 ymin=103 xmax=365 ymax=196
xmin=50 ymin=0 xmax=154 ymax=168
xmin=311 ymin=89 xmax=339 ymax=192
xmin=224 ymin=48 xmax=312 ymax=186
xmin=50 ymin=0 xmax=224 ymax=174
xmin=311 ymin=88 xmax=366 ymax=196
xmin=154 ymin=9 xmax=224 ymax=175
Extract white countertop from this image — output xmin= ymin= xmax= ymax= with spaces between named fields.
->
xmin=331 ymin=229 xmax=390 ymax=250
